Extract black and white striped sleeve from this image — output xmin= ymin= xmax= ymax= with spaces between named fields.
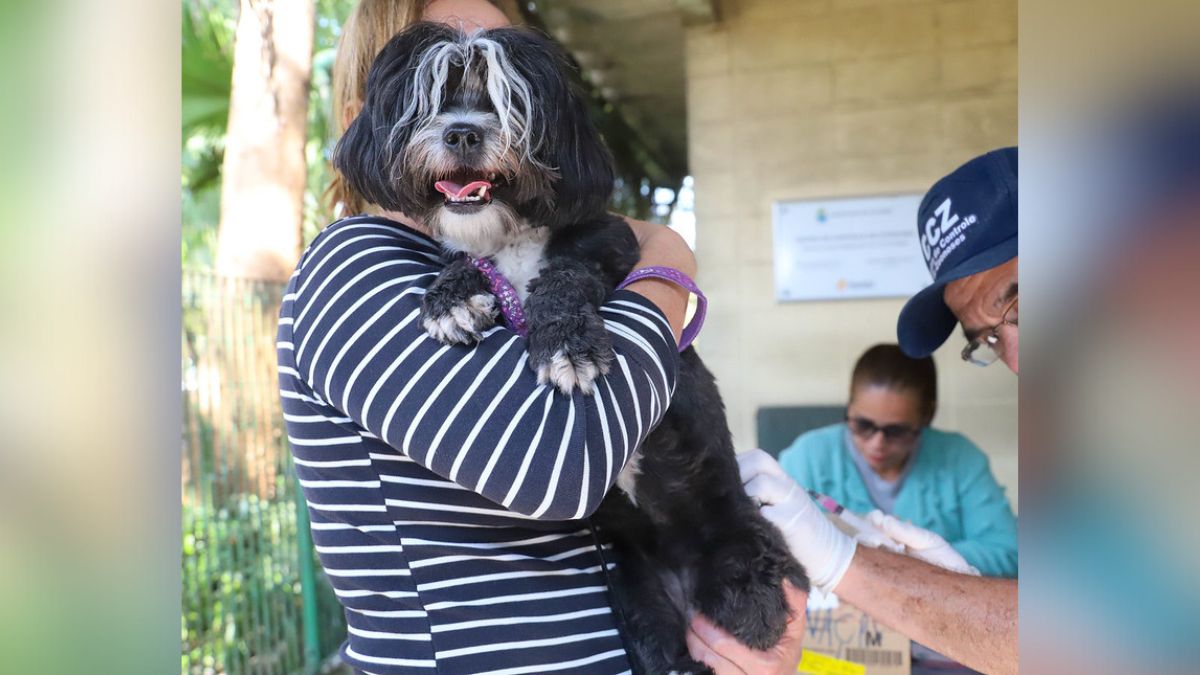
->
xmin=288 ymin=221 xmax=680 ymax=521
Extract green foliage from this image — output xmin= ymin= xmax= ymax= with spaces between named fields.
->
xmin=182 ymin=270 xmax=347 ymax=674
xmin=182 ymin=0 xmax=235 ymax=269
xmin=181 ymin=494 xmax=306 ymax=675
xmin=182 ymin=0 xmax=236 ymax=137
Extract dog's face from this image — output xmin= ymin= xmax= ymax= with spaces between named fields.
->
xmin=335 ymin=23 xmax=615 ymax=256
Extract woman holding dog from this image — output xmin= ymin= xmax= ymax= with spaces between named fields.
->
xmin=278 ymin=1 xmax=806 ymax=674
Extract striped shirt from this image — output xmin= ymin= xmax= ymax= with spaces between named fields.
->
xmin=277 ymin=216 xmax=679 ymax=674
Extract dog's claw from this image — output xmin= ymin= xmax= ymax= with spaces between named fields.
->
xmin=535 ymin=349 xmax=604 ymax=395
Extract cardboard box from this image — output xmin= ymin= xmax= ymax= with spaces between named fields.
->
xmin=802 ymin=590 xmax=911 ymax=675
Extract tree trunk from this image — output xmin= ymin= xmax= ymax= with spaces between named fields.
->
xmin=216 ymin=0 xmax=315 ymax=282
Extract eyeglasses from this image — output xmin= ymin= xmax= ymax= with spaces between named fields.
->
xmin=845 ymin=415 xmax=922 ymax=443
xmin=961 ymin=295 xmax=1019 ymax=367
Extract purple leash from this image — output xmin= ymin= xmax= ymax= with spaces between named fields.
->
xmin=468 ymin=257 xmax=706 ymax=352
xmin=469 ymin=255 xmax=529 ymax=338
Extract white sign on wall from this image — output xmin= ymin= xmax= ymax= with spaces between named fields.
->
xmin=772 ymin=194 xmax=931 ymax=302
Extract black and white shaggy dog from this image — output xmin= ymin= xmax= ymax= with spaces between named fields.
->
xmin=335 ymin=23 xmax=808 ymax=674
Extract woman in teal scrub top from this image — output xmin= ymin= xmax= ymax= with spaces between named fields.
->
xmin=778 ymin=344 xmax=1017 ymax=578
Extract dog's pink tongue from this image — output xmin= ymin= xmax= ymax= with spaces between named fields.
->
xmin=434 ymin=180 xmax=492 ymax=199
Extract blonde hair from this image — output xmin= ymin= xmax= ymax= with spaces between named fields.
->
xmin=326 ymin=0 xmax=429 ymax=217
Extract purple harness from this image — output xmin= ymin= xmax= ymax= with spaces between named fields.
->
xmin=468 ymin=256 xmax=706 ymax=352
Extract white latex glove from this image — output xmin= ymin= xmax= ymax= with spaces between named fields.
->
xmin=865 ymin=510 xmax=981 ymax=576
xmin=738 ymin=449 xmax=857 ymax=595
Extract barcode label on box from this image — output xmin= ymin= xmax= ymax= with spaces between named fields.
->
xmin=844 ymin=648 xmax=904 ymax=667
xmin=797 ymin=649 xmax=866 ymax=675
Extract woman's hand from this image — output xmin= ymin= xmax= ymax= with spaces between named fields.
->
xmin=620 ymin=217 xmax=696 ymax=343
xmin=624 ymin=217 xmax=696 ymax=277
xmin=686 ymin=581 xmax=809 ymax=674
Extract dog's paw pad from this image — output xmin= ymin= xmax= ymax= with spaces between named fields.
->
xmin=536 ymin=350 xmax=602 ymax=395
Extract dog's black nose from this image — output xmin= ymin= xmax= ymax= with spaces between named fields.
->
xmin=443 ymin=124 xmax=484 ymax=153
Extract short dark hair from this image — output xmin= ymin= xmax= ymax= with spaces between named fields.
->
xmin=849 ymin=344 xmax=938 ymax=423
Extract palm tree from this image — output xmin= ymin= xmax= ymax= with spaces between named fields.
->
xmin=214 ymin=0 xmax=316 ymax=282
xmin=183 ymin=0 xmax=354 ymax=273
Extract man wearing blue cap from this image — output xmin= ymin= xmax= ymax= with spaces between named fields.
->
xmin=687 ymin=149 xmax=1019 ymax=675
xmin=898 ymin=147 xmax=1019 ymax=372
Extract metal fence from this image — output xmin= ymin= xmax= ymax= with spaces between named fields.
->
xmin=182 ymin=269 xmax=345 ymax=675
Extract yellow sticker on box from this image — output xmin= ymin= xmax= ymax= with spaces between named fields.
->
xmin=797 ymin=649 xmax=867 ymax=675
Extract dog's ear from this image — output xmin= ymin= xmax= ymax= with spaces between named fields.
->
xmin=333 ymin=22 xmax=460 ymax=212
xmin=490 ymin=27 xmax=615 ymax=227
xmin=550 ymin=81 xmax=617 ymax=226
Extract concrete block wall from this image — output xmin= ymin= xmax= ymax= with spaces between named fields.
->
xmin=685 ymin=0 xmax=1019 ymax=506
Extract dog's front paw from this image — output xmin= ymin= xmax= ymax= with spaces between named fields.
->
xmin=694 ymin=526 xmax=801 ymax=651
xmin=700 ymin=571 xmax=791 ymax=651
xmin=422 ymin=293 xmax=497 ymax=344
xmin=528 ymin=312 xmax=613 ymax=395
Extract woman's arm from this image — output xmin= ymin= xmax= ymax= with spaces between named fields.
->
xmin=950 ymin=443 xmax=1019 ymax=577
xmin=621 ymin=217 xmax=696 ymax=344
xmin=286 ymin=220 xmax=680 ymax=520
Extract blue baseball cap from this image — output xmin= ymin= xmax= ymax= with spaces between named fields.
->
xmin=897 ymin=147 xmax=1018 ymax=358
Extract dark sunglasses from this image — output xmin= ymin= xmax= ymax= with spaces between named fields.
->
xmin=845 ymin=415 xmax=922 ymax=443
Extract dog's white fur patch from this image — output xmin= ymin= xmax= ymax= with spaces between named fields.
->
xmin=431 ymin=203 xmax=518 ymax=257
xmin=391 ymin=32 xmax=548 ymax=171
xmin=423 ymin=293 xmax=496 ymax=343
xmin=492 ymin=224 xmax=548 ymax=303
xmin=423 ymin=314 xmax=469 ymax=343
xmin=616 ymin=451 xmax=642 ymax=506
